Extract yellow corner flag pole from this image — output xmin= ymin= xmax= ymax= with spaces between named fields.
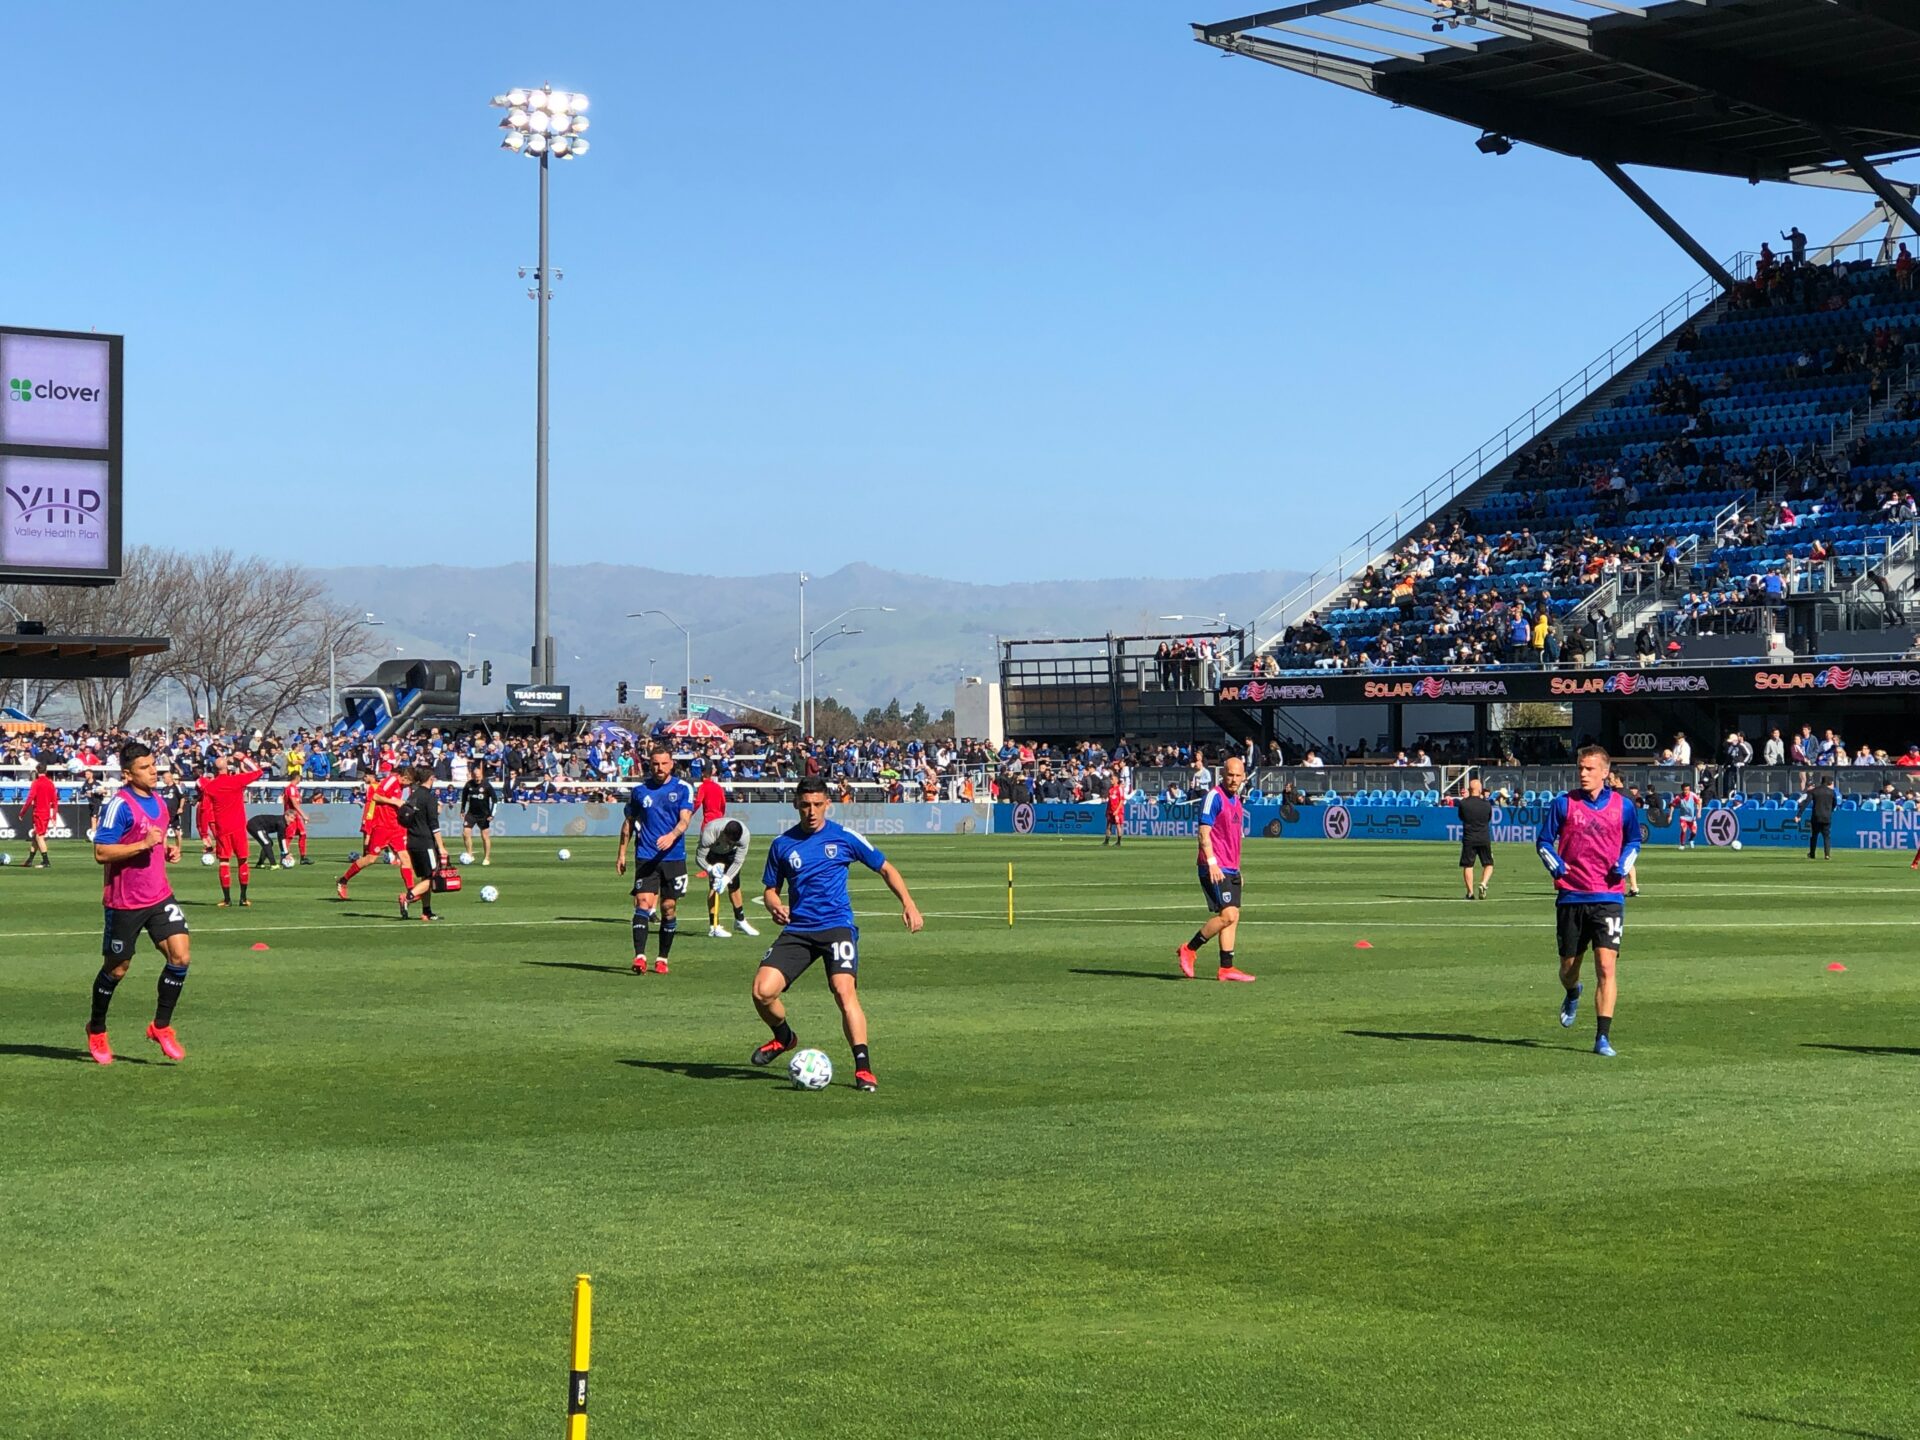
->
xmin=1007 ymin=861 xmax=1014 ymax=927
xmin=566 ymin=1274 xmax=592 ymax=1440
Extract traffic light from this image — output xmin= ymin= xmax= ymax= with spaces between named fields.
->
xmin=678 ymin=686 xmax=688 ymax=714
xmin=617 ymin=681 xmax=628 ymax=705
xmin=481 ymin=660 xmax=493 ymax=686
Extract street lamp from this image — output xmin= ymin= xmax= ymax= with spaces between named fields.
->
xmin=804 ymin=628 xmax=866 ymax=730
xmin=490 ymin=84 xmax=591 ymax=688
xmin=328 ymin=613 xmax=383 ymax=724
xmin=629 ymin=610 xmax=691 ymax=718
xmin=804 ymin=606 xmax=896 ymax=736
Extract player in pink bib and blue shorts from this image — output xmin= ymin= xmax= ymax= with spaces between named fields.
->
xmin=1175 ymin=756 xmax=1256 ymax=982
xmin=1537 ymin=745 xmax=1642 ymax=1057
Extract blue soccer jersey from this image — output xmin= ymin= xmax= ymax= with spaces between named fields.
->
xmin=763 ymin=819 xmax=887 ymax=932
xmin=625 ymin=775 xmax=696 ymax=860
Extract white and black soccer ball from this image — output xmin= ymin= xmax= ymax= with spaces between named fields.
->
xmin=458 ymin=851 xmax=475 ymax=866
xmin=479 ymin=884 xmax=499 ymax=903
xmin=788 ymin=1048 xmax=834 ymax=1091
xmin=556 ymin=848 xmax=571 ymax=861
xmin=281 ymin=855 xmax=297 ymax=869
xmin=200 ymin=852 xmax=217 ymax=867
xmin=1730 ymin=839 xmax=1743 ymax=851
xmin=0 ymin=853 xmax=11 ymax=866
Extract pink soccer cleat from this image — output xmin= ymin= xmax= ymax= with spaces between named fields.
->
xmin=146 ymin=1023 xmax=185 ymax=1060
xmin=1176 ymin=946 xmax=1196 ymax=979
xmin=1217 ymin=966 xmax=1257 ymax=983
xmin=653 ymin=959 xmax=670 ymax=975
xmin=86 ymin=1030 xmax=114 ymax=1065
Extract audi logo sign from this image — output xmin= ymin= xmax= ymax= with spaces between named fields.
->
xmin=1621 ymin=732 xmax=1657 ymax=752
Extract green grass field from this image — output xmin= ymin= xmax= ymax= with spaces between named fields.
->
xmin=3 ymin=833 xmax=1916 ymax=1438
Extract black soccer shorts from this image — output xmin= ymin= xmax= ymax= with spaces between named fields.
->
xmin=761 ymin=926 xmax=859 ymax=984
xmin=631 ymin=856 xmax=688 ymax=899
xmin=1556 ymin=901 xmax=1624 ymax=959
xmin=1459 ymin=841 xmax=1494 ymax=867
xmin=1198 ymin=866 xmax=1243 ymax=913
xmin=102 ymin=899 xmax=190 ymax=960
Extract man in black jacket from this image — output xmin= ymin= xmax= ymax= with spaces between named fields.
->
xmin=1455 ymin=776 xmax=1495 ymax=900
xmin=1798 ymin=775 xmax=1838 ymax=860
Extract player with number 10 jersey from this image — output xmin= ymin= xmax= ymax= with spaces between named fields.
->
xmin=748 ymin=777 xmax=923 ymax=1092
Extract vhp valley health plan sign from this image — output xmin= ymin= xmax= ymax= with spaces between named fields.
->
xmin=0 ymin=326 xmax=123 ymax=583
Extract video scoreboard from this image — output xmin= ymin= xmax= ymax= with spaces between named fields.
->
xmin=0 ymin=324 xmax=123 ymax=584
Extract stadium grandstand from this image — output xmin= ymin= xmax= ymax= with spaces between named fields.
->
xmin=1001 ymin=0 xmax=1920 ymax=762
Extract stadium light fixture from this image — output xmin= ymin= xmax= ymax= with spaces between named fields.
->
xmin=1475 ymin=132 xmax=1514 ymax=156
xmin=490 ymin=84 xmax=592 ymax=690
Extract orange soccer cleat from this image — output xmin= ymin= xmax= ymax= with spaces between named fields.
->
xmin=1217 ymin=966 xmax=1257 ymax=983
xmin=1176 ymin=945 xmax=1197 ymax=979
xmin=146 ymin=1023 xmax=185 ymax=1060
xmin=335 ymin=881 xmax=350 ymax=900
xmin=86 ymin=1030 xmax=114 ymax=1066
xmin=652 ymin=959 xmax=670 ymax=975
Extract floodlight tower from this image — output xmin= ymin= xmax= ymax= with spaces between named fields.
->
xmin=490 ymin=84 xmax=592 ymax=686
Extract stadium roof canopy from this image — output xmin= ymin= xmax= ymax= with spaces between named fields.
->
xmin=0 ymin=633 xmax=170 ymax=680
xmin=1194 ymin=0 xmax=1920 ymax=281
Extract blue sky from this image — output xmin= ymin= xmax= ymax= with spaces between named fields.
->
xmin=6 ymin=2 xmax=1904 ymax=584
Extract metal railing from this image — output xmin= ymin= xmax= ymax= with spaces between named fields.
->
xmin=1245 ymin=251 xmax=1754 ymax=654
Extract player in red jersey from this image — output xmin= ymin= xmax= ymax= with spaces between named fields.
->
xmin=25 ymin=760 xmax=60 ymax=869
xmin=335 ymin=767 xmax=414 ymax=907
xmin=197 ymin=752 xmax=267 ymax=906
xmin=282 ymin=774 xmax=310 ymax=864
xmin=1102 ymin=767 xmax=1127 ymax=847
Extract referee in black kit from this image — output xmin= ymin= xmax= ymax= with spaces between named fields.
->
xmin=1456 ymin=776 xmax=1495 ymax=900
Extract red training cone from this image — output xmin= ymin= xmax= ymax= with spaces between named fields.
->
xmin=1354 ymin=940 xmax=1373 ymax=950
xmin=1826 ymin=962 xmax=1846 ymax=972
xmin=250 ymin=942 xmax=270 ymax=951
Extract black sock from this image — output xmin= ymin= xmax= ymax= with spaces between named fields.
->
xmin=1597 ymin=1015 xmax=1612 ymax=1039
xmin=773 ymin=1019 xmax=796 ymax=1047
xmin=853 ymin=1043 xmax=871 ymax=1072
xmin=221 ymin=886 xmax=231 ymax=902
xmin=155 ymin=963 xmax=188 ymax=1026
xmin=733 ymin=904 xmax=746 ymax=922
xmin=1566 ymin=983 xmax=1580 ymax=1000
xmin=631 ymin=911 xmax=651 ymax=957
xmin=659 ymin=919 xmax=678 ymax=958
xmin=1188 ymin=931 xmax=1211 ymax=953
xmin=88 ymin=966 xmax=123 ymax=1033
xmin=1220 ymin=950 xmax=1235 ymax=969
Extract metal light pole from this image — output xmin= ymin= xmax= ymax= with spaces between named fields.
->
xmin=796 ymin=572 xmax=808 ymax=731
xmin=630 ymin=610 xmax=691 ymax=718
xmin=327 ymin=613 xmax=383 ymax=724
xmin=491 ymin=85 xmax=591 ymax=686
xmin=805 ymin=605 xmax=895 ymax=736
xmin=803 ymin=628 xmax=865 ymax=734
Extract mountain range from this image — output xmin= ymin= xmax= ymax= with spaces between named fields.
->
xmin=313 ymin=562 xmax=1306 ymax=720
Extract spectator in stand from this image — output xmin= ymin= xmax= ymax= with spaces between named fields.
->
xmin=1764 ymin=729 xmax=1786 ymax=767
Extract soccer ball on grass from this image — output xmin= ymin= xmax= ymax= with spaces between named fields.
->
xmin=458 ymin=851 xmax=474 ymax=866
xmin=788 ymin=1048 xmax=834 ymax=1091
xmin=200 ymin=852 xmax=217 ymax=867
xmin=281 ymin=855 xmax=297 ymax=869
xmin=479 ymin=884 xmax=499 ymax=903
xmin=1730 ymin=840 xmax=1743 ymax=851
xmin=556 ymin=848 xmax=571 ymax=861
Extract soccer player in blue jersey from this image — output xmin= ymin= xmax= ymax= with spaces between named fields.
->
xmin=1537 ymin=745 xmax=1642 ymax=1058
xmin=749 ymin=776 xmax=924 ymax=1092
xmin=615 ymin=744 xmax=697 ymax=974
